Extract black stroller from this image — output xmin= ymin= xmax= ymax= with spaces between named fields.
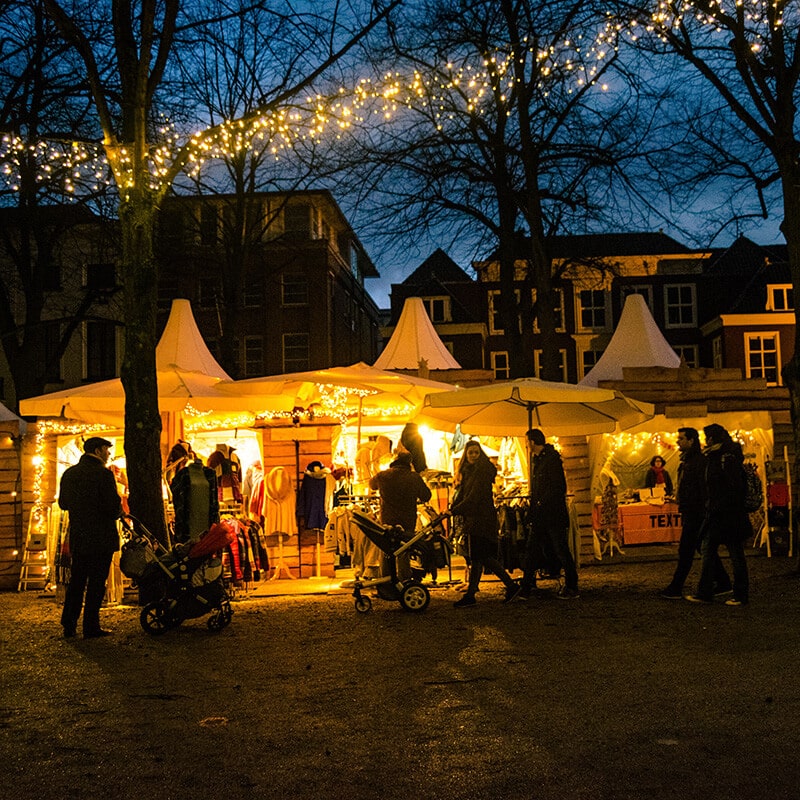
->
xmin=349 ymin=509 xmax=450 ymax=613
xmin=119 ymin=515 xmax=234 ymax=635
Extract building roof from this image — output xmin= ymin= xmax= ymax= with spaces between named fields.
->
xmin=482 ymin=232 xmax=692 ymax=262
xmin=401 ymin=249 xmax=473 ymax=287
xmin=579 ymin=293 xmax=681 ymax=387
xmin=373 ymin=297 xmax=462 ymax=370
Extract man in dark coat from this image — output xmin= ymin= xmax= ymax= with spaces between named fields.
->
xmin=521 ymin=428 xmax=579 ymax=599
xmin=369 ymin=451 xmax=432 ymax=585
xmin=58 ymin=437 xmax=122 ymax=638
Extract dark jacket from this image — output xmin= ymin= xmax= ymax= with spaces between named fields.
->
xmin=676 ymin=449 xmax=705 ymax=515
xmin=645 ymin=466 xmax=674 ymax=495
xmin=704 ymin=441 xmax=752 ymax=541
xmin=450 ymin=454 xmax=498 ymax=543
xmin=58 ymin=454 xmax=122 ymax=553
xmin=369 ymin=457 xmax=432 ymax=533
xmin=529 ymin=443 xmax=569 ymax=530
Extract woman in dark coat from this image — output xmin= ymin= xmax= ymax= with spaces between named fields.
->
xmin=645 ymin=455 xmax=674 ymax=495
xmin=450 ymin=440 xmax=520 ymax=607
xmin=688 ymin=424 xmax=751 ymax=605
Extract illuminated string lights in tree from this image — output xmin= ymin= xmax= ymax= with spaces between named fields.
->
xmin=0 ymin=20 xmax=620 ymax=196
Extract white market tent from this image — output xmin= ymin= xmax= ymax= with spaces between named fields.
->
xmin=579 ymin=293 xmax=681 ymax=387
xmin=373 ymin=296 xmax=461 ymax=370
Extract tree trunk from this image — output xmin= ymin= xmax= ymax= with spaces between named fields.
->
xmin=118 ymin=190 xmax=167 ymax=544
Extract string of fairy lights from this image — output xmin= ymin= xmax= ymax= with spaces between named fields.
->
xmin=6 ymin=0 xmax=787 ymax=540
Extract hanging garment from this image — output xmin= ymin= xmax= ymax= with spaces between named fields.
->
xmin=207 ymin=444 xmax=243 ymax=503
xmin=170 ymin=461 xmax=219 ymax=542
xmin=263 ymin=466 xmax=296 ymax=535
xmin=296 ymin=462 xmax=336 ymax=530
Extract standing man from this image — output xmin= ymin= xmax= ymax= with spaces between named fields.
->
xmin=661 ymin=427 xmax=731 ymax=600
xmin=369 ymin=451 xmax=432 ymax=584
xmin=59 ymin=437 xmax=122 ymax=638
xmin=521 ymin=428 xmax=579 ymax=599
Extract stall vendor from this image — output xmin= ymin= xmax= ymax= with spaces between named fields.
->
xmin=644 ymin=455 xmax=673 ymax=495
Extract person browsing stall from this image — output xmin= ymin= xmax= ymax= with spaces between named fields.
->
xmin=369 ymin=451 xmax=432 ymax=583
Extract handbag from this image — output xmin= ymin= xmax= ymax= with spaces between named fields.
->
xmin=119 ymin=539 xmax=150 ymax=579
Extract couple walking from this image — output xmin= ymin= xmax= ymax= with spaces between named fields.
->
xmin=451 ymin=429 xmax=578 ymax=607
xmin=661 ymin=424 xmax=750 ymax=606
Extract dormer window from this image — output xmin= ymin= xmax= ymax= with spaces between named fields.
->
xmin=422 ymin=296 xmax=451 ymax=323
xmin=766 ymin=284 xmax=793 ymax=312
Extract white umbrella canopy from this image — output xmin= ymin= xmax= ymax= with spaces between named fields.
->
xmin=19 ymin=366 xmax=292 ymax=426
xmin=414 ymin=378 xmax=654 ymax=437
xmin=231 ymin=361 xmax=454 ymax=420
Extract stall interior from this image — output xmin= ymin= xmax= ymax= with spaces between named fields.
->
xmin=588 ymin=424 xmax=774 ymax=556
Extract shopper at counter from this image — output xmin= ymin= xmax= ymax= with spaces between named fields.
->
xmin=644 ymin=455 xmax=673 ymax=496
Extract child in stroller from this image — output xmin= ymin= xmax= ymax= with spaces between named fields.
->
xmin=119 ymin=515 xmax=235 ymax=634
xmin=348 ymin=509 xmax=450 ymax=613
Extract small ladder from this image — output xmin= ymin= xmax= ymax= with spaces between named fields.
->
xmin=17 ymin=506 xmax=52 ymax=591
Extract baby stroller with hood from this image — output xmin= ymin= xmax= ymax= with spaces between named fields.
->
xmin=349 ymin=508 xmax=451 ymax=613
xmin=119 ymin=515 xmax=235 ymax=635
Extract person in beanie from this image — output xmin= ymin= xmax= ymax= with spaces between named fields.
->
xmin=521 ymin=428 xmax=579 ymax=599
xmin=58 ymin=437 xmax=122 ymax=638
xmin=450 ymin=440 xmax=521 ymax=607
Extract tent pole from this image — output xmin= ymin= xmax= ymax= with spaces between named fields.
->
xmin=295 ymin=438 xmax=302 ymax=578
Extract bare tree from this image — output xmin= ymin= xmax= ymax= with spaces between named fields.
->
xmin=617 ymin=0 xmax=800 ymax=491
xmin=334 ymin=0 xmax=642 ymax=378
xmin=39 ymin=0 xmax=401 ymax=542
xmin=0 ymin=0 xmax=119 ymax=409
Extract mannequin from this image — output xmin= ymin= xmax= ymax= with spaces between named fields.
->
xmin=170 ymin=459 xmax=219 ymax=542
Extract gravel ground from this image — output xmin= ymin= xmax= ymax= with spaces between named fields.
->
xmin=1 ymin=555 xmax=799 ymax=800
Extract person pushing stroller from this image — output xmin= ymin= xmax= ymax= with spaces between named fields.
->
xmin=369 ymin=450 xmax=431 ymax=597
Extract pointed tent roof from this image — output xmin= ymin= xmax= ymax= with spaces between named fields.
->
xmin=374 ymin=297 xmax=461 ymax=370
xmin=156 ymin=298 xmax=231 ymax=378
xmin=579 ymin=293 xmax=680 ymax=387
xmin=18 ymin=299 xmax=259 ymax=424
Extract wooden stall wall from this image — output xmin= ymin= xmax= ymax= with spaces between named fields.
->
xmin=0 ymin=422 xmax=25 ymax=589
xmin=259 ymin=424 xmax=337 ymax=579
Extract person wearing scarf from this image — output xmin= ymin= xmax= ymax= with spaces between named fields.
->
xmin=645 ymin=455 xmax=674 ymax=495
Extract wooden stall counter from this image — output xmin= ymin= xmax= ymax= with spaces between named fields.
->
xmin=618 ymin=501 xmax=682 ymax=545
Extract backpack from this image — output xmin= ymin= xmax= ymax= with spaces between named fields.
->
xmin=743 ymin=463 xmax=763 ymax=513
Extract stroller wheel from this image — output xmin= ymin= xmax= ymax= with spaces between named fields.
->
xmin=140 ymin=600 xmax=176 ymax=635
xmin=399 ymin=582 xmax=430 ymax=613
xmin=207 ymin=600 xmax=233 ymax=632
xmin=354 ymin=596 xmax=372 ymax=613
